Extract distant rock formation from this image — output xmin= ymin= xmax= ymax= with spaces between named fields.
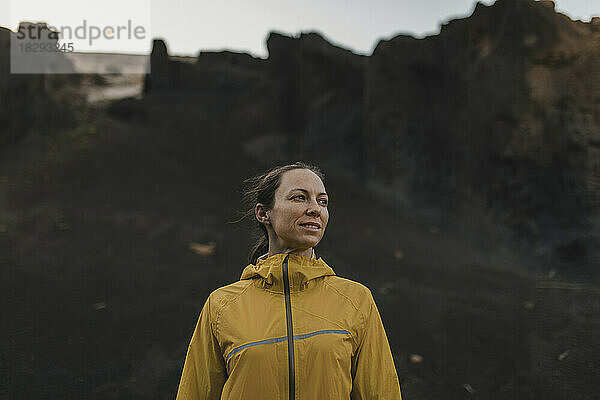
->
xmin=11 ymin=22 xmax=75 ymax=74
xmin=143 ymin=39 xmax=263 ymax=94
xmin=140 ymin=0 xmax=600 ymax=279
xmin=0 ymin=23 xmax=77 ymax=147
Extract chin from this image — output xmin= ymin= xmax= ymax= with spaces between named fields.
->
xmin=302 ymin=238 xmax=321 ymax=248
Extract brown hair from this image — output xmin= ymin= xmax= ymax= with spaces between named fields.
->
xmin=240 ymin=161 xmax=326 ymax=264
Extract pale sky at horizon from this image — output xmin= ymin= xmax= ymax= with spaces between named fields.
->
xmin=2 ymin=0 xmax=598 ymax=57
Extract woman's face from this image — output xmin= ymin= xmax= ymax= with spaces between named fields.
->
xmin=260 ymin=169 xmax=329 ymax=253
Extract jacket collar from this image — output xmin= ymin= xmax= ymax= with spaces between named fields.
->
xmin=256 ymin=247 xmax=316 ymax=263
xmin=240 ymin=252 xmax=336 ymax=293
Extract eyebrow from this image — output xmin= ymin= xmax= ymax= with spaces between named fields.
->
xmin=290 ymin=188 xmax=328 ymax=196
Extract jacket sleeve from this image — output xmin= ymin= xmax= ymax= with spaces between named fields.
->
xmin=176 ymin=294 xmax=227 ymax=400
xmin=350 ymin=289 xmax=402 ymax=400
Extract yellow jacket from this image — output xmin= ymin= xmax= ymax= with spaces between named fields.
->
xmin=176 ymin=253 xmax=402 ymax=399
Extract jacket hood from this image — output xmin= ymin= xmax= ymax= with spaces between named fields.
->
xmin=240 ymin=253 xmax=336 ymax=293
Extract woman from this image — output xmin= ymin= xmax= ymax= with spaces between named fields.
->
xmin=176 ymin=162 xmax=402 ymax=399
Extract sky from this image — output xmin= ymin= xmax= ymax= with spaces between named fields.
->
xmin=2 ymin=0 xmax=598 ymax=56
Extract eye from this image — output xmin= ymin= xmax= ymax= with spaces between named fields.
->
xmin=319 ymin=198 xmax=328 ymax=206
xmin=293 ymin=194 xmax=306 ymax=200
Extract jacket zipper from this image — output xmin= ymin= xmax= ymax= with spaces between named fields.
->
xmin=282 ymin=254 xmax=295 ymax=400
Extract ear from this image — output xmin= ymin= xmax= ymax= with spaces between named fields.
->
xmin=255 ymin=203 xmax=270 ymax=225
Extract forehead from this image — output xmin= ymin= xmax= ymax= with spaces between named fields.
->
xmin=277 ymin=169 xmax=326 ymax=194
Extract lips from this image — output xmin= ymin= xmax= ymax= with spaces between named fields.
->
xmin=300 ymin=222 xmax=321 ymax=230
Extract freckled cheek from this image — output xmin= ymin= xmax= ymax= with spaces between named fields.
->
xmin=289 ymin=206 xmax=308 ymax=220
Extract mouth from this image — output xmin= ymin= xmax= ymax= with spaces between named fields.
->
xmin=299 ymin=222 xmax=321 ymax=232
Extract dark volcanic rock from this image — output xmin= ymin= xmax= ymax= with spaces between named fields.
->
xmin=144 ymin=32 xmax=367 ymax=173
xmin=143 ymin=39 xmax=172 ymax=92
xmin=266 ymin=32 xmax=366 ymax=173
xmin=141 ymin=0 xmax=600 ymax=280
xmin=143 ymin=39 xmax=264 ymax=94
xmin=0 ymin=26 xmax=45 ymax=146
xmin=367 ymin=0 xmax=600 ymax=278
xmin=0 ymin=23 xmax=78 ymax=147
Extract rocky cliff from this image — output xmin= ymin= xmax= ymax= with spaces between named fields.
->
xmin=367 ymin=0 xmax=600 ymax=277
xmin=142 ymin=0 xmax=600 ymax=281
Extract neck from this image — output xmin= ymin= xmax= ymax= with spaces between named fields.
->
xmin=269 ymin=248 xmax=314 ymax=258
xmin=259 ymin=247 xmax=315 ymax=262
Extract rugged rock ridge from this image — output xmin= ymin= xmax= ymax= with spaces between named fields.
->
xmin=368 ymin=0 xmax=600 ymax=269
xmin=144 ymin=38 xmax=264 ymax=93
xmin=142 ymin=0 xmax=600 ymax=280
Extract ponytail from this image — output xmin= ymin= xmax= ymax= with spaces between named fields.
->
xmin=249 ymin=235 xmax=269 ymax=265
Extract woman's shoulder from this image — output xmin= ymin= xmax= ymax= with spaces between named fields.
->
xmin=325 ymin=275 xmax=371 ymax=291
xmin=206 ymin=280 xmax=254 ymax=311
xmin=322 ymin=275 xmax=376 ymax=310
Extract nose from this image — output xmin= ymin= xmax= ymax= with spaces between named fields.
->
xmin=306 ymin=198 xmax=321 ymax=216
